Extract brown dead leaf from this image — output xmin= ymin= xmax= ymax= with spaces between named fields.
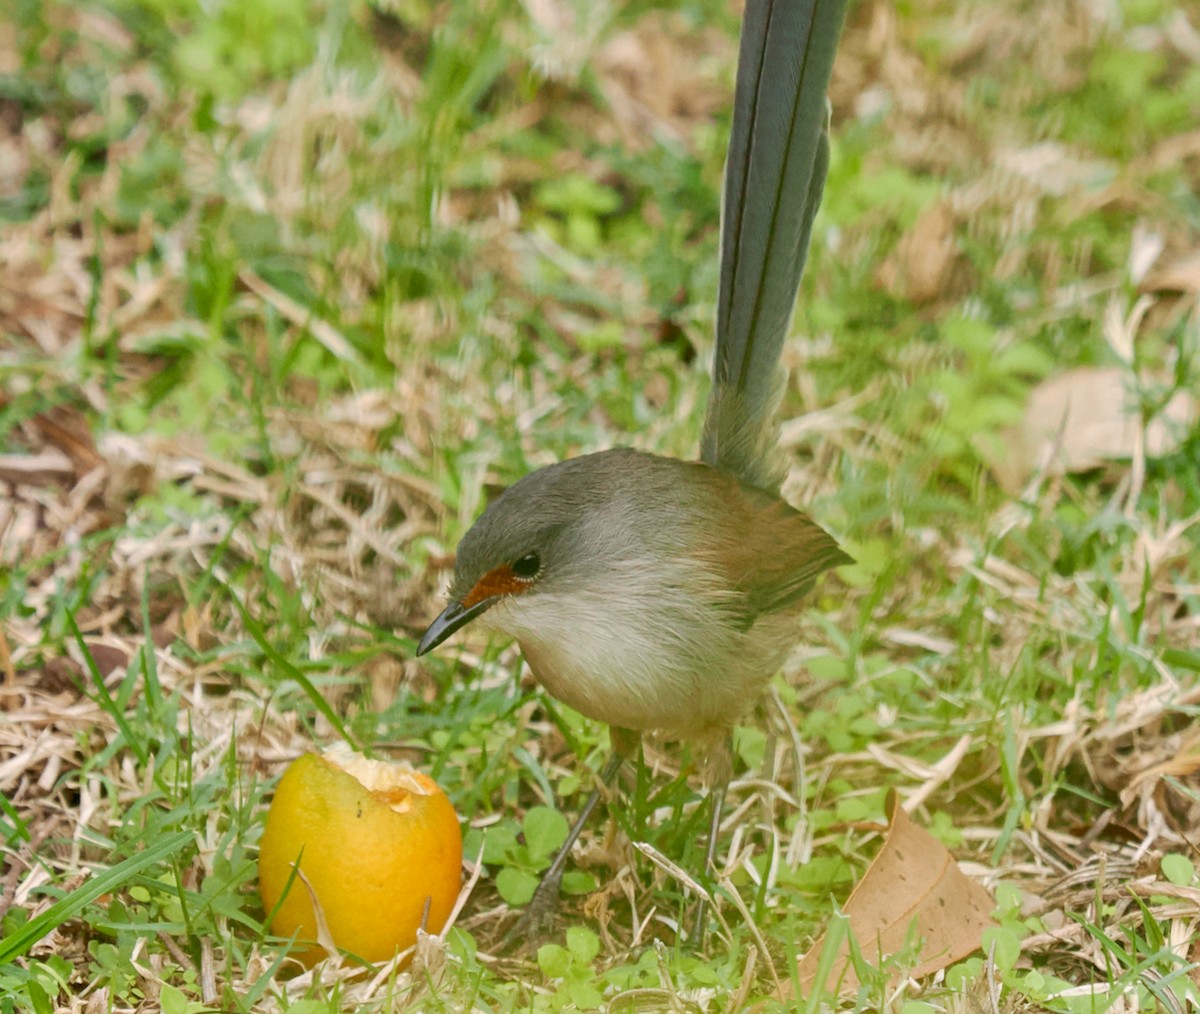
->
xmin=783 ymin=791 xmax=994 ymax=999
xmin=876 ymin=200 xmax=962 ymax=305
xmin=81 ymin=642 xmax=132 ymax=681
xmin=29 ymin=403 xmax=103 ymax=473
xmin=992 ymin=366 xmax=1199 ymax=492
xmin=0 ymin=394 xmax=101 ymax=482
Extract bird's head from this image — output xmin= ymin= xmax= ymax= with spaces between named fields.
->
xmin=415 ymin=453 xmax=619 ymax=656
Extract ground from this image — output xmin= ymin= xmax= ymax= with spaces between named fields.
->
xmin=2 ymin=0 xmax=1199 ymax=1010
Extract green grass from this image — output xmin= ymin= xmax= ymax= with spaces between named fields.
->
xmin=2 ymin=0 xmax=1199 ymax=1010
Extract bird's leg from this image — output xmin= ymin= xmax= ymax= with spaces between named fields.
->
xmin=688 ymin=777 xmax=728 ymax=949
xmin=505 ymin=742 xmax=629 ymax=946
xmin=704 ymin=779 xmax=728 ymax=874
xmin=687 ymin=735 xmax=734 ymax=949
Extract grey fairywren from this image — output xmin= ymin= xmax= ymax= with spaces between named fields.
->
xmin=419 ymin=0 xmax=850 ymax=936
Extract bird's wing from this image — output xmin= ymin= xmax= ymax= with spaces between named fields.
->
xmin=690 ymin=471 xmax=850 ymax=622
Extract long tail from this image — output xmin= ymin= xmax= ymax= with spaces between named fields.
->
xmin=701 ymin=0 xmax=848 ymax=493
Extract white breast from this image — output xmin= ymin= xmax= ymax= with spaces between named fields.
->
xmin=481 ymin=557 xmax=794 ymax=741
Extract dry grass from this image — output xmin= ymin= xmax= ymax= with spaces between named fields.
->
xmin=2 ymin=0 xmax=1199 ymax=1009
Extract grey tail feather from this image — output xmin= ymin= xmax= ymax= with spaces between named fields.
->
xmin=702 ymin=0 xmax=847 ymax=493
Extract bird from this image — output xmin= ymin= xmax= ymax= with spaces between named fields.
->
xmin=418 ymin=0 xmax=850 ymax=935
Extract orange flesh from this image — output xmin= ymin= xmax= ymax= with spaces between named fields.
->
xmin=377 ymin=786 xmax=413 ymax=811
xmin=323 ymin=743 xmax=438 ymax=814
xmin=462 ymin=564 xmax=528 ymax=607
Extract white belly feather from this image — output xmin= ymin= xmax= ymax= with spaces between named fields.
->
xmin=482 ymin=556 xmax=793 ymax=740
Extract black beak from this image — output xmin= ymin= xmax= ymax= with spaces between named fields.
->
xmin=416 ymin=597 xmax=499 ymax=656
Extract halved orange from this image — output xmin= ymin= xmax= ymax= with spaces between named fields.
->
xmin=258 ymin=744 xmax=462 ymax=965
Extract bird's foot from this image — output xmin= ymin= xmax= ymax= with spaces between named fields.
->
xmin=502 ymin=866 xmax=564 ymax=952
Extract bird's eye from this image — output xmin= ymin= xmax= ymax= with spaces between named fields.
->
xmin=512 ymin=552 xmax=541 ymax=580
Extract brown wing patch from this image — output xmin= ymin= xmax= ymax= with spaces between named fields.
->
xmin=697 ymin=478 xmax=849 ymax=618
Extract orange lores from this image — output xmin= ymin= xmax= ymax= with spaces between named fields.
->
xmin=258 ymin=744 xmax=463 ymax=965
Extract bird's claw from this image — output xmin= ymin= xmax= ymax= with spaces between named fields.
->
xmin=502 ymin=866 xmax=564 ymax=951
